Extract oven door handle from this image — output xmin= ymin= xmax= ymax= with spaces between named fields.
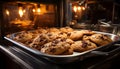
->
xmin=91 ymin=44 xmax=120 ymax=56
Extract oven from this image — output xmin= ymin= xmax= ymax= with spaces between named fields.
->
xmin=0 ymin=0 xmax=120 ymax=69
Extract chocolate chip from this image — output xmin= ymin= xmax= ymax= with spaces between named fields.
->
xmin=44 ymin=39 xmax=48 ymax=43
xmin=40 ymin=39 xmax=43 ymax=42
xmin=53 ymin=39 xmax=60 ymax=44
xmin=81 ymin=41 xmax=88 ymax=48
xmin=67 ymin=32 xmax=71 ymax=36
xmin=100 ymin=36 xmax=105 ymax=40
xmin=61 ymin=38 xmax=67 ymax=41
xmin=41 ymin=45 xmax=44 ymax=48
xmin=50 ymin=48 xmax=56 ymax=53
xmin=47 ymin=33 xmax=52 ymax=36
xmin=59 ymin=32 xmax=63 ymax=35
xmin=51 ymin=43 xmax=56 ymax=46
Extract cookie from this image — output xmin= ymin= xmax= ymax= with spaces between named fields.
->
xmin=67 ymin=31 xmax=83 ymax=41
xmin=14 ymin=31 xmax=38 ymax=45
xmin=61 ymin=48 xmax=73 ymax=55
xmin=82 ymin=35 xmax=90 ymax=41
xmin=60 ymin=27 xmax=74 ymax=33
xmin=89 ymin=34 xmax=112 ymax=46
xmin=79 ymin=30 xmax=96 ymax=35
xmin=48 ymin=28 xmax=60 ymax=33
xmin=71 ymin=40 xmax=97 ymax=52
xmin=41 ymin=41 xmax=71 ymax=55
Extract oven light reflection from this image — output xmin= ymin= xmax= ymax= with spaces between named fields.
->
xmin=6 ymin=10 xmax=9 ymax=16
xmin=32 ymin=8 xmax=42 ymax=15
xmin=37 ymin=8 xmax=41 ymax=13
xmin=73 ymin=6 xmax=77 ymax=12
xmin=82 ymin=7 xmax=85 ymax=10
xmin=78 ymin=6 xmax=81 ymax=11
xmin=19 ymin=7 xmax=24 ymax=17
xmin=73 ymin=6 xmax=85 ymax=12
xmin=32 ymin=8 xmax=35 ymax=12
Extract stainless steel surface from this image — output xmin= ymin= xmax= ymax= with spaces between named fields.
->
xmin=0 ymin=45 xmax=58 ymax=69
xmin=4 ymin=31 xmax=120 ymax=63
xmin=0 ymin=45 xmax=33 ymax=69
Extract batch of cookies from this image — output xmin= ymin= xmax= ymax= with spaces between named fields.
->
xmin=12 ymin=27 xmax=113 ymax=55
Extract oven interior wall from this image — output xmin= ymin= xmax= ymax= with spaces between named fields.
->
xmin=0 ymin=0 xmax=67 ymax=37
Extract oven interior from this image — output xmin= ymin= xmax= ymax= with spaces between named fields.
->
xmin=0 ymin=0 xmax=69 ymax=37
xmin=1 ymin=0 xmax=120 ymax=36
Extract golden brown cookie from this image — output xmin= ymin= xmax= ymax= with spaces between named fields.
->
xmin=28 ymin=35 xmax=47 ymax=49
xmin=71 ymin=40 xmax=97 ymax=52
xmin=79 ymin=30 xmax=96 ymax=35
xmin=65 ymin=38 xmax=75 ymax=45
xmin=89 ymin=34 xmax=112 ymax=46
xmin=67 ymin=31 xmax=83 ymax=41
xmin=60 ymin=27 xmax=74 ymax=33
xmin=37 ymin=28 xmax=48 ymax=33
xmin=28 ymin=32 xmax=59 ymax=48
xmin=57 ymin=32 xmax=68 ymax=38
xmin=13 ymin=31 xmax=38 ymax=45
xmin=82 ymin=35 xmax=91 ymax=41
xmin=40 ymin=41 xmax=71 ymax=55
xmin=61 ymin=47 xmax=73 ymax=55
xmin=48 ymin=28 xmax=60 ymax=33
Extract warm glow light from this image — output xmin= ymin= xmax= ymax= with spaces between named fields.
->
xmin=6 ymin=10 xmax=9 ymax=16
xmin=78 ymin=6 xmax=81 ymax=11
xmin=73 ymin=6 xmax=77 ymax=12
xmin=32 ymin=8 xmax=35 ymax=12
xmin=23 ymin=10 xmax=26 ymax=13
xmin=82 ymin=7 xmax=85 ymax=10
xmin=19 ymin=7 xmax=24 ymax=17
xmin=33 ymin=8 xmax=42 ymax=15
xmin=37 ymin=8 xmax=41 ymax=13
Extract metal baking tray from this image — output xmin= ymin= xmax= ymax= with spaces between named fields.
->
xmin=4 ymin=31 xmax=120 ymax=64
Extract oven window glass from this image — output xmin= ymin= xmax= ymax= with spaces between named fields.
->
xmin=2 ymin=2 xmax=57 ymax=34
